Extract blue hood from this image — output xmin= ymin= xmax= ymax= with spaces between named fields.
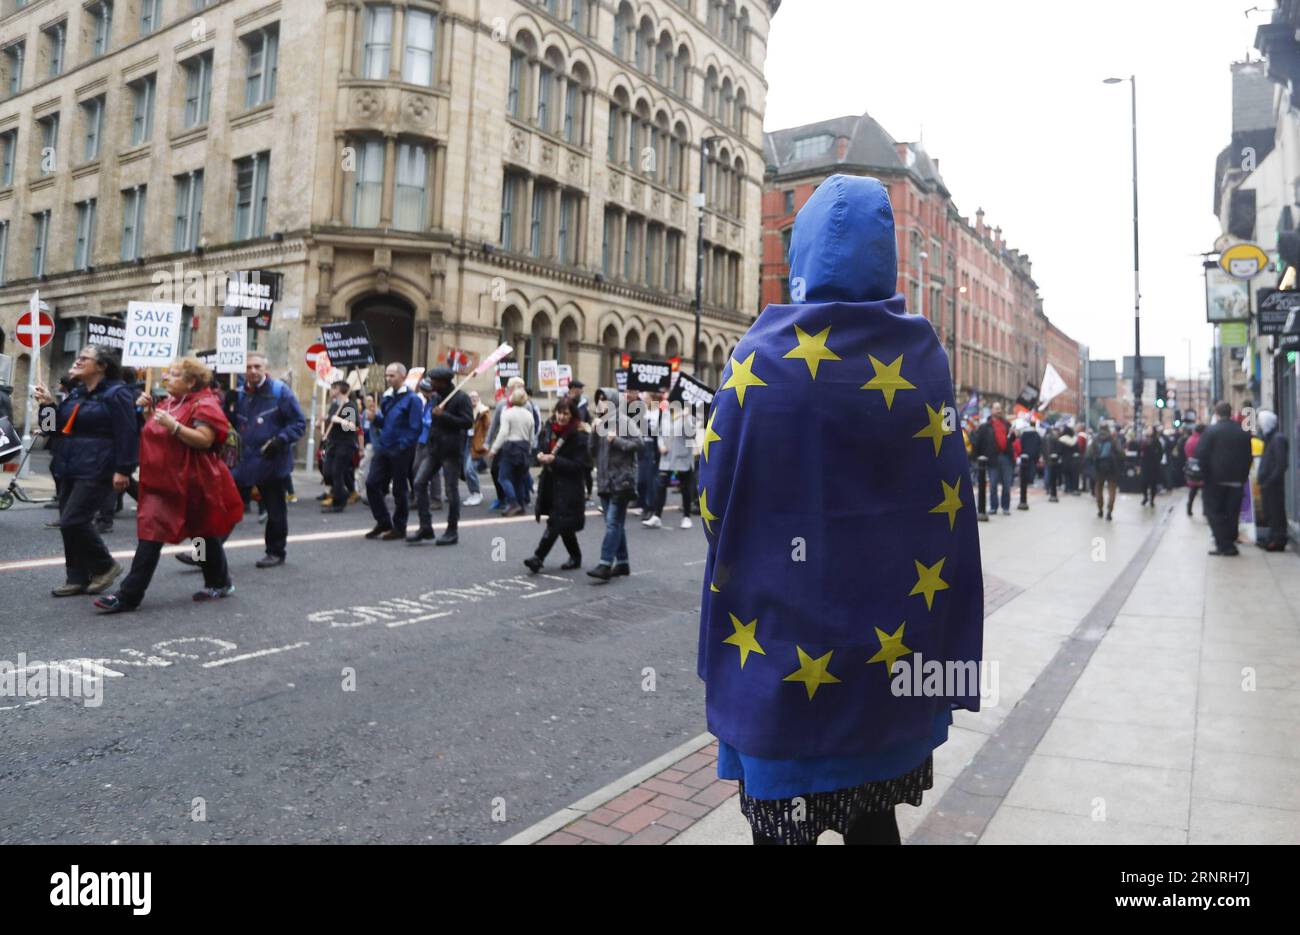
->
xmin=788 ymin=174 xmax=897 ymax=304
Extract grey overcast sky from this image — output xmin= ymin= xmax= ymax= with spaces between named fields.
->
xmin=763 ymin=0 xmax=1262 ymax=382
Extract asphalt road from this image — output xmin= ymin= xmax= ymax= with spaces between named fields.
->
xmin=0 ymin=478 xmax=708 ymax=843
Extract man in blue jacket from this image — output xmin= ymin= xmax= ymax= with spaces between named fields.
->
xmin=231 ymin=352 xmax=307 ymax=568
xmin=365 ymin=362 xmax=424 ymax=540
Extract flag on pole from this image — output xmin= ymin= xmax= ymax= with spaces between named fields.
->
xmin=1038 ymin=363 xmax=1068 ymax=410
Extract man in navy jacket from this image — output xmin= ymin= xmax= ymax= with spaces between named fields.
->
xmin=231 ymin=352 xmax=307 ymax=568
xmin=365 ymin=362 xmax=424 ymax=540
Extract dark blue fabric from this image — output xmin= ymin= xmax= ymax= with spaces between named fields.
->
xmin=717 ymin=709 xmax=952 ymax=799
xmin=697 ymin=174 xmax=984 ymax=764
xmin=231 ymin=378 xmax=306 ymax=486
xmin=48 ymin=379 xmax=139 ymax=482
xmin=373 ymin=388 xmax=424 ymax=451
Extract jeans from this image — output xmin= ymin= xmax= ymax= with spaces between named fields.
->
xmin=118 ymin=538 xmax=229 ymax=607
xmin=58 ymin=478 xmax=116 ymax=586
xmin=366 ymin=446 xmax=415 ymax=531
xmin=637 ymin=440 xmax=659 ymax=509
xmin=496 ymin=441 xmax=530 ymax=509
xmin=989 ymin=454 xmax=1013 ymax=511
xmin=415 ymin=445 xmax=462 ymax=531
xmin=599 ymin=494 xmax=631 ymax=567
xmin=463 ymin=439 xmax=481 ymax=496
xmin=238 ymin=478 xmax=288 ymax=558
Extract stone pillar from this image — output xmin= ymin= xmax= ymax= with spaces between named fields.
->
xmin=330 ymin=132 xmax=347 ymax=224
xmin=389 ymin=3 xmax=406 ymax=81
xmin=342 ymin=3 xmax=358 ymax=78
xmin=380 ymin=133 xmax=397 ymax=225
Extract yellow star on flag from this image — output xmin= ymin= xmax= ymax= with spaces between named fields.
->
xmin=699 ymin=488 xmax=719 ymax=534
xmin=913 ymin=402 xmax=953 ymax=456
xmin=909 ymin=558 xmax=950 ymax=610
xmin=929 ymin=478 xmax=963 ymax=530
xmin=721 ymin=351 xmax=767 ymax=407
xmin=701 ymin=411 xmax=722 ymax=463
xmin=783 ymin=324 xmax=841 ymax=379
xmin=861 ymin=354 xmax=915 ymax=410
xmin=710 ymin=561 xmax=731 ymax=593
xmin=783 ymin=646 xmax=842 ymax=700
xmin=723 ymin=613 xmax=766 ymax=669
xmin=866 ymin=622 xmax=913 ymax=674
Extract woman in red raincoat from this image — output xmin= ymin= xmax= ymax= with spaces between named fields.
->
xmin=94 ymin=357 xmax=245 ymax=613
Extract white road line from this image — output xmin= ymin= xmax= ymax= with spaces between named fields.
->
xmin=200 ymin=641 xmax=310 ymax=668
xmin=519 ymin=587 xmax=566 ymax=599
xmin=0 ymin=699 xmax=47 ymax=711
xmin=537 ymin=573 xmax=571 ymax=583
xmin=682 ymin=559 xmax=707 ymax=566
xmin=385 ymin=610 xmax=456 ymax=628
xmin=0 ymin=505 xmax=686 ymax=574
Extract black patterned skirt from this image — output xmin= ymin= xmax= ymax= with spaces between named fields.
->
xmin=738 ymin=755 xmax=933 ymax=845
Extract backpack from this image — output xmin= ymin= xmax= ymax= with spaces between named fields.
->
xmin=1098 ymin=439 xmax=1113 ymax=461
xmin=216 ymin=426 xmax=242 ymax=470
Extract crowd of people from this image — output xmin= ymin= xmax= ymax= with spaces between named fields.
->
xmin=965 ymin=399 xmax=1290 ymax=554
xmin=26 ymin=344 xmax=707 ymax=612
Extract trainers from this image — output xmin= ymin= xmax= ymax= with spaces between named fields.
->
xmin=286 ymin=493 xmax=298 ymax=504
xmin=193 ymin=584 xmax=234 ymax=602
xmin=680 ymin=516 xmax=693 ymax=529
xmin=51 ymin=582 xmax=86 ymax=597
xmin=315 ymin=492 xmax=329 ymax=501
xmin=465 ymin=493 xmax=483 ymax=506
xmin=93 ymin=593 xmax=137 ymax=614
xmin=320 ymin=496 xmax=334 ymax=507
xmin=641 ymin=515 xmax=662 ymax=528
xmin=348 ymin=492 xmax=362 ymax=505
xmin=255 ymin=554 xmax=285 ymax=568
xmin=490 ymin=499 xmax=503 ymax=511
xmin=86 ymin=561 xmax=124 ymax=595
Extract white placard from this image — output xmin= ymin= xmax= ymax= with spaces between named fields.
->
xmin=537 ymin=359 xmax=559 ymax=394
xmin=215 ymin=316 xmax=248 ymax=374
xmin=122 ymin=301 xmax=183 ymax=368
xmin=557 ymin=364 xmax=572 ymax=390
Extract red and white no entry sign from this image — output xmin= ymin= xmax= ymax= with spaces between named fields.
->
xmin=305 ymin=342 xmax=326 ymax=371
xmin=16 ymin=310 xmax=55 ymax=349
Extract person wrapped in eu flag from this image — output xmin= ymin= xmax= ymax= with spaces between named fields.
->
xmin=696 ymin=175 xmax=984 ymax=845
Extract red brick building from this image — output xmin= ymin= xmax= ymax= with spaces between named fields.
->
xmin=1044 ymin=319 xmax=1083 ymax=416
xmin=762 ymin=112 xmax=1080 ymax=410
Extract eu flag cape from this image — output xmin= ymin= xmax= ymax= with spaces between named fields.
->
xmin=696 ymin=174 xmax=984 ymax=761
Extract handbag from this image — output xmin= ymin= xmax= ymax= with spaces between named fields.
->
xmin=1183 ymin=457 xmax=1202 ymax=483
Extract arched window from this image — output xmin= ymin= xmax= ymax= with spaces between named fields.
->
xmin=734 ymin=87 xmax=746 ymax=134
xmin=720 ymin=77 xmax=733 ymax=124
xmin=670 ymin=121 xmax=688 ymax=191
xmin=635 ymin=17 xmax=654 ymax=71
xmin=732 ymin=156 xmax=744 ymax=219
xmin=564 ymin=63 xmax=590 ymax=145
xmin=704 ymin=67 xmax=718 ymax=117
xmin=507 ymin=32 xmax=537 ymax=120
xmin=672 ymin=44 xmax=689 ymax=96
xmin=569 ymin=0 xmax=590 ymax=34
xmin=653 ymin=111 xmax=670 ymax=182
xmin=633 ymin=99 xmax=652 ymax=173
xmin=723 ymin=1 xmax=736 ymax=46
xmin=609 ymin=87 xmax=631 ymax=165
xmin=613 ymin=3 xmax=633 ymax=60
xmin=537 ymin=47 xmax=565 ymax=134
xmin=738 ymin=7 xmax=750 ymax=58
xmin=655 ymin=32 xmax=672 ymax=84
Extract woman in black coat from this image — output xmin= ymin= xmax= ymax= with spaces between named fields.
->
xmin=524 ymin=398 xmax=591 ymax=572
xmin=1139 ymin=426 xmax=1162 ymax=506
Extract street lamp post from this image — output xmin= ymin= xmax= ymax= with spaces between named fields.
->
xmin=1105 ymin=75 xmax=1141 ymax=436
xmin=693 ymin=134 xmax=724 ymax=375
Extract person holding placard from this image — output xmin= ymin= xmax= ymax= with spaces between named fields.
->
xmin=321 ymin=380 xmax=360 ymax=513
xmin=93 ymin=358 xmax=245 ymax=613
xmin=230 ymin=352 xmax=307 ymax=567
xmin=33 ymin=346 xmax=139 ymax=597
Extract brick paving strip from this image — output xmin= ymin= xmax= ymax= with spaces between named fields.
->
xmin=505 ymin=573 xmax=1024 ymax=845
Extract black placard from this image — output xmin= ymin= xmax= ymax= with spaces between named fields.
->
xmin=85 ymin=315 xmax=126 ymax=351
xmin=192 ymin=348 xmax=219 ymax=371
xmin=1257 ymin=289 xmax=1300 ymax=336
xmin=223 ymin=270 xmax=284 ymax=325
xmin=321 ymin=322 xmax=375 ymax=368
xmin=496 ymin=360 xmax=521 ymax=381
xmin=0 ymin=415 xmax=21 ymax=461
xmin=1015 ymin=382 xmax=1039 ymax=410
xmin=627 ymin=358 xmax=671 ymax=391
xmin=668 ymin=371 xmax=715 ymax=408
xmin=614 ymin=368 xmax=628 ymax=392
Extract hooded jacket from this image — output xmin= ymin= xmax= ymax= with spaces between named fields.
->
xmin=698 ymin=175 xmax=984 ymax=794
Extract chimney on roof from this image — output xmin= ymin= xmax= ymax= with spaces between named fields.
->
xmin=932 ymin=158 xmax=939 ymax=173
xmin=975 ymin=208 xmax=985 ymax=235
xmin=835 ymin=136 xmax=849 ymax=161
xmin=994 ymin=226 xmax=1002 ymax=248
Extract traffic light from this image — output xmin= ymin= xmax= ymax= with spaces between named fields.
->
xmin=1155 ymin=380 xmax=1167 ymax=408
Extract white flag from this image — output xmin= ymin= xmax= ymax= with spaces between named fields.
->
xmin=1038 ymin=363 xmax=1068 ymax=410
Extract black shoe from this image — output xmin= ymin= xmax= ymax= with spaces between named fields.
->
xmin=315 ymin=492 xmax=330 ymax=501
xmin=524 ymin=556 xmax=543 ymax=574
xmin=435 ymin=531 xmax=458 ymax=546
xmin=406 ymin=528 xmax=435 ymax=543
xmin=611 ymin=563 xmax=630 ymax=577
xmin=560 ymin=556 xmax=582 ymax=570
xmin=379 ymin=529 xmax=405 ymax=541
xmin=175 ymin=552 xmax=200 ymax=567
xmin=365 ymin=524 xmax=392 ymax=539
xmin=587 ymin=563 xmax=612 ymax=581
xmin=93 ymin=593 xmax=137 ymax=614
xmin=255 ymin=553 xmax=285 ymax=568
xmin=1106 ymin=512 xmax=1112 ymax=521
xmin=1097 ymin=509 xmax=1103 ymax=518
